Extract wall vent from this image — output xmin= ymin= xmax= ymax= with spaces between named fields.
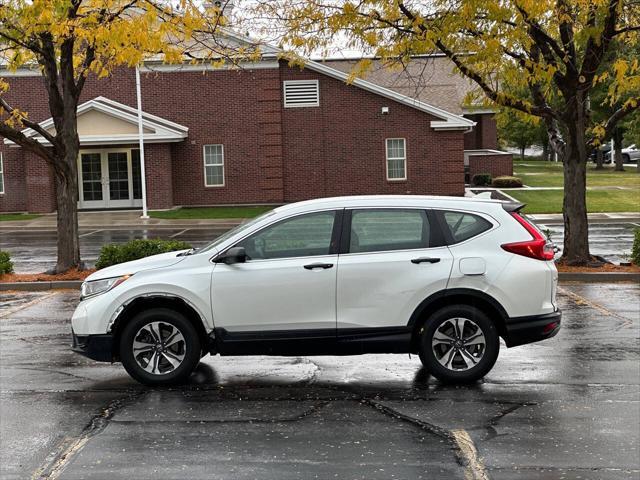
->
xmin=283 ymin=80 xmax=320 ymax=108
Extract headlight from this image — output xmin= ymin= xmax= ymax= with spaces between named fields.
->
xmin=81 ymin=275 xmax=131 ymax=299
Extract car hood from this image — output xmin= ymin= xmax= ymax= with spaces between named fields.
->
xmin=85 ymin=250 xmax=190 ymax=281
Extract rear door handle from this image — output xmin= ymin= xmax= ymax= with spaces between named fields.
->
xmin=304 ymin=262 xmax=334 ymax=270
xmin=411 ymin=257 xmax=441 ymax=264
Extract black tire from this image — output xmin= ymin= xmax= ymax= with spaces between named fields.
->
xmin=417 ymin=305 xmax=499 ymax=384
xmin=623 ymin=154 xmax=630 ymax=163
xmin=119 ymin=308 xmax=201 ymax=386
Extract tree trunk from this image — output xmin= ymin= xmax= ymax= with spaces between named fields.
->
xmin=520 ymin=145 xmax=525 ymax=160
xmin=613 ymin=128 xmax=624 ymax=172
xmin=560 ymin=120 xmax=591 ymax=265
xmin=595 ymin=148 xmax=604 ymax=170
xmin=542 ymin=141 xmax=549 ymax=162
xmin=53 ymin=159 xmax=81 ymax=272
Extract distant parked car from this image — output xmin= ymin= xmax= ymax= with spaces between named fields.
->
xmin=590 ymin=145 xmax=612 ymax=164
xmin=604 ymin=144 xmax=640 ymax=163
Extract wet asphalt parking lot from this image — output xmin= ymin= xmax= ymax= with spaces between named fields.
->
xmin=0 ymin=283 xmax=639 ymax=479
xmin=1 ymin=220 xmax=638 ymax=272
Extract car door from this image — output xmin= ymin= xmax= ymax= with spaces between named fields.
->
xmin=211 ymin=209 xmax=341 ymax=335
xmin=336 ymin=208 xmax=454 ymax=331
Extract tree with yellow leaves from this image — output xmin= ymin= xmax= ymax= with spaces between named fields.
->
xmin=258 ymin=0 xmax=640 ymax=264
xmin=0 ymin=0 xmax=256 ymax=272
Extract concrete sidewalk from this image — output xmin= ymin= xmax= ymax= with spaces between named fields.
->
xmin=0 ymin=210 xmax=246 ymax=230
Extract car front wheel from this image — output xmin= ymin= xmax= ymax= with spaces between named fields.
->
xmin=119 ymin=308 xmax=201 ymax=385
xmin=418 ymin=305 xmax=499 ymax=384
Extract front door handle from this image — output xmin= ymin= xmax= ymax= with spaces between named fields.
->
xmin=411 ymin=257 xmax=441 ymax=264
xmin=304 ymin=262 xmax=334 ymax=270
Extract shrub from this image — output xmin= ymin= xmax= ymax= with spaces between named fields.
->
xmin=0 ymin=250 xmax=14 ymax=275
xmin=492 ymin=176 xmax=524 ymax=188
xmin=95 ymin=239 xmax=192 ymax=269
xmin=471 ymin=173 xmax=492 ymax=187
xmin=632 ymin=229 xmax=640 ymax=266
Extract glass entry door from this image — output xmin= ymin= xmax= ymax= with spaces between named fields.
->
xmin=78 ymin=149 xmax=143 ymax=209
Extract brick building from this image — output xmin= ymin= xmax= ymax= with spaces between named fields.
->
xmin=0 ymin=54 xmax=509 ymax=213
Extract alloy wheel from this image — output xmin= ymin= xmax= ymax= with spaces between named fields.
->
xmin=431 ymin=317 xmax=486 ymax=371
xmin=132 ymin=321 xmax=186 ymax=375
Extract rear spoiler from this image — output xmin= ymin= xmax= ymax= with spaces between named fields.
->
xmin=501 ymin=202 xmax=526 ymax=213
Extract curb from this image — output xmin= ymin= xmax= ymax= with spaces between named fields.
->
xmin=558 ymin=272 xmax=640 ymax=282
xmin=0 ymin=281 xmax=83 ymax=291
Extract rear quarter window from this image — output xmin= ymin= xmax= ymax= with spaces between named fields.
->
xmin=439 ymin=211 xmax=493 ymax=244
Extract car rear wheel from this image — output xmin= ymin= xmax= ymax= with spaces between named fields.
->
xmin=120 ymin=308 xmax=201 ymax=385
xmin=418 ymin=305 xmax=499 ymax=384
xmin=623 ymin=154 xmax=630 ymax=163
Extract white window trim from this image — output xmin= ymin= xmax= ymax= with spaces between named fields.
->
xmin=385 ymin=138 xmax=407 ymax=181
xmin=0 ymin=152 xmax=4 ymax=194
xmin=283 ymin=80 xmax=320 ymax=108
xmin=203 ymin=144 xmax=225 ymax=187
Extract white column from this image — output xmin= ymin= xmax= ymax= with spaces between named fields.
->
xmin=136 ymin=65 xmax=149 ymax=219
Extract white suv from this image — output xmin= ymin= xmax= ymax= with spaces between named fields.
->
xmin=71 ymin=195 xmax=561 ymax=385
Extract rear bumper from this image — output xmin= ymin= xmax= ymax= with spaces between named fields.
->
xmin=71 ymin=330 xmax=115 ymax=362
xmin=504 ymin=310 xmax=561 ymax=347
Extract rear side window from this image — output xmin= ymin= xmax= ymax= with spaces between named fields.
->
xmin=440 ymin=211 xmax=492 ymax=244
xmin=348 ymin=209 xmax=430 ymax=253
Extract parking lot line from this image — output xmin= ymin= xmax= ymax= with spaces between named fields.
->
xmin=79 ymin=229 xmax=103 ymax=238
xmin=170 ymin=228 xmax=189 ymax=238
xmin=31 ymin=391 xmax=145 ymax=480
xmin=451 ymin=429 xmax=490 ymax=480
xmin=0 ymin=291 xmax=58 ymax=319
xmin=558 ymin=286 xmax=634 ymax=327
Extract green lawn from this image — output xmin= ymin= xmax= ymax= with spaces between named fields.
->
xmin=513 ymin=161 xmax=640 ymax=188
xmin=150 ymin=206 xmax=274 ymax=219
xmin=0 ymin=213 xmax=41 ymax=222
xmin=508 ymin=189 xmax=640 ymax=214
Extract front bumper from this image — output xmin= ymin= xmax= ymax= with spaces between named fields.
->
xmin=71 ymin=329 xmax=115 ymax=362
xmin=504 ymin=310 xmax=561 ymax=347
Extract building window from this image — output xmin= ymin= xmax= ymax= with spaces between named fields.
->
xmin=283 ymin=80 xmax=320 ymax=108
xmin=0 ymin=153 xmax=4 ymax=194
xmin=203 ymin=144 xmax=224 ymax=187
xmin=386 ymin=138 xmax=406 ymax=180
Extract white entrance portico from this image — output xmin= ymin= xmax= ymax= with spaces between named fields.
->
xmin=7 ymin=96 xmax=188 ymax=209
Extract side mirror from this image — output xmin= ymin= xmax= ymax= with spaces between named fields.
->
xmin=216 ymin=246 xmax=247 ymax=265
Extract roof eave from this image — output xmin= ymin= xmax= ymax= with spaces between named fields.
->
xmin=303 ymin=60 xmax=475 ymax=130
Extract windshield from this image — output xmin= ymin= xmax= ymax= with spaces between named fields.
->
xmin=197 ymin=210 xmax=278 ymax=254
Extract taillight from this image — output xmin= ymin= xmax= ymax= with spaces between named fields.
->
xmin=501 ymin=212 xmax=555 ymax=261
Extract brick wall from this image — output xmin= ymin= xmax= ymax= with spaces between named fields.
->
xmin=280 ymin=64 xmax=465 ymax=200
xmin=25 ymin=151 xmax=56 ymax=212
xmin=0 ymin=147 xmax=27 ymax=212
xmin=468 ymin=153 xmax=513 ymax=180
xmin=0 ymin=62 xmax=466 ymax=212
xmin=145 ymin=143 xmax=173 ymax=209
xmin=464 ymin=113 xmax=498 ymax=150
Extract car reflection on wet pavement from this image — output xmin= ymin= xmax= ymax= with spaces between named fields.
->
xmin=0 ymin=282 xmax=639 ymax=479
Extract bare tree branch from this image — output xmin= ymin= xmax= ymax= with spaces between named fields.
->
xmin=601 ymin=98 xmax=640 ymax=141
xmin=0 ymin=122 xmax=56 ymax=163
xmin=0 ymin=97 xmax=58 ymax=145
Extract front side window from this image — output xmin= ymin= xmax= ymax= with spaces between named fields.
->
xmin=386 ymin=138 xmax=406 ymax=180
xmin=236 ymin=211 xmax=336 ymax=260
xmin=204 ymin=145 xmax=224 ymax=186
xmin=349 ymin=209 xmax=430 ymax=253
xmin=440 ymin=211 xmax=493 ymax=244
xmin=0 ymin=153 xmax=4 ymax=194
